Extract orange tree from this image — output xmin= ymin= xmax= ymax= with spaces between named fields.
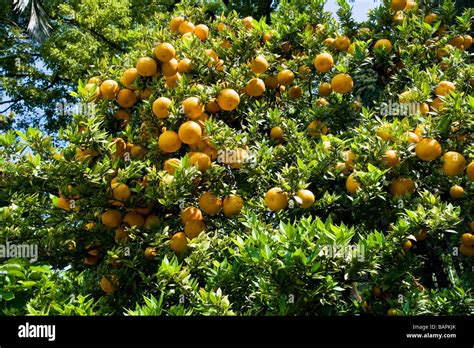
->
xmin=0 ymin=0 xmax=473 ymax=315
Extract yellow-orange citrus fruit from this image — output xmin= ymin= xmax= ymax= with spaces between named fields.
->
xmin=461 ymin=233 xmax=474 ymax=247
xmin=161 ymin=58 xmax=178 ymax=77
xmin=165 ymin=72 xmax=181 ymax=88
xmin=250 ymin=55 xmax=269 ymax=74
xmin=288 ymin=86 xmax=303 ymax=99
xmin=113 ymin=183 xmax=131 ymax=201
xmin=116 ymin=89 xmax=137 ymax=108
xmin=170 ymin=16 xmax=185 ymax=32
xmin=403 ymin=131 xmax=421 ymax=143
xmin=415 ymin=138 xmax=442 ymax=161
xmin=424 ymin=13 xmax=438 ymax=24
xmin=403 ymin=240 xmax=413 ymax=250
xmin=158 ymin=130 xmax=182 ymax=153
xmin=313 ymin=53 xmax=334 ymax=73
xmin=144 ymin=215 xmax=160 ymax=229
xmin=101 ymin=209 xmax=122 ymax=228
xmin=178 ymin=121 xmax=202 ymax=145
xmin=178 ymin=21 xmax=195 ymax=35
xmin=335 ymin=36 xmax=351 ymax=51
xmin=391 ymin=0 xmax=407 ymax=10
xmin=404 ymin=0 xmax=417 ymax=10
xmin=264 ymin=76 xmax=278 ymax=89
xmin=223 ymin=194 xmax=244 ymax=217
xmin=178 ymin=58 xmax=192 ymax=73
xmin=296 ymin=189 xmax=315 ymax=209
xmin=383 ymin=150 xmax=400 ymax=168
xmin=218 ymin=89 xmax=240 ymax=111
xmin=346 ymin=173 xmax=360 ymax=194
xmin=100 ymin=276 xmax=118 ymax=294
xmin=84 ymin=83 xmax=101 ymax=101
xmin=181 ymin=207 xmax=203 ymax=224
xmin=170 ymin=232 xmax=187 ymax=253
xmin=318 ymin=82 xmax=332 ymax=96
xmin=114 ymin=227 xmax=129 ymax=243
xmin=242 ymin=16 xmax=253 ymax=30
xmin=194 ymin=24 xmax=209 ymax=41
xmin=449 ymin=185 xmax=464 ymax=199
xmin=466 ymin=161 xmax=474 ymax=181
xmin=277 ymin=69 xmax=295 ymax=86
xmin=374 ymin=39 xmax=393 ymax=52
xmin=435 ymin=81 xmax=455 ymax=96
xmin=136 ymin=57 xmax=158 ymax=77
xmin=100 ymin=80 xmax=119 ymax=100
xmin=442 ymin=152 xmax=466 ymax=176
xmin=189 ymin=152 xmax=211 ymax=172
xmin=182 ymin=97 xmax=204 ymax=119
xmin=206 ymin=98 xmax=221 ymax=113
xmin=163 ymin=158 xmax=181 ymax=175
xmin=323 ymin=37 xmax=335 ymax=47
xmin=184 ymin=220 xmax=206 ymax=239
xmin=307 ymin=120 xmax=328 ymax=138
xmin=144 ymin=247 xmax=157 ymax=260
xmin=270 ymin=126 xmax=284 ymax=141
xmin=460 ymin=244 xmax=474 ymax=256
xmin=152 ymin=97 xmax=172 ymax=118
xmin=414 ymin=228 xmax=428 ymax=241
xmin=263 ymin=32 xmax=272 ymax=42
xmin=120 ymin=68 xmax=139 ymax=89
xmin=392 ymin=11 xmax=404 ymax=25
xmin=130 ymin=144 xmax=146 ymax=158
xmin=123 ymin=212 xmax=144 ymax=228
xmin=331 ymin=73 xmax=353 ymax=94
xmin=245 ymin=78 xmax=266 ymax=97
xmin=264 ymin=187 xmax=288 ymax=211
xmin=430 ymin=97 xmax=444 ymax=111
xmin=463 ymin=35 xmax=472 ymax=50
xmin=199 ymin=192 xmax=222 ymax=215
xmin=389 ymin=177 xmax=415 ymax=196
xmin=56 ymin=196 xmax=71 ymax=211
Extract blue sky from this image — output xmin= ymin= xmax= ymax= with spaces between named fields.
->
xmin=324 ymin=0 xmax=381 ymax=22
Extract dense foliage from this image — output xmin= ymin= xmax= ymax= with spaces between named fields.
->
xmin=0 ymin=0 xmax=473 ymax=316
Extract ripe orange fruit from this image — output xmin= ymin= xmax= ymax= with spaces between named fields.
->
xmin=442 ymin=152 xmax=466 ymax=176
xmin=163 ymin=158 xmax=181 ymax=175
xmin=277 ymin=69 xmax=295 ymax=86
xmin=460 ymin=244 xmax=474 ymax=256
xmin=435 ymin=81 xmax=455 ymax=96
xmin=170 ymin=232 xmax=187 ymax=253
xmin=265 ymin=76 xmax=278 ymax=89
xmin=383 ymin=150 xmax=400 ymax=168
xmin=463 ymin=35 xmax=472 ymax=50
xmin=199 ymin=192 xmax=222 ymax=215
xmin=323 ymin=37 xmax=335 ymax=47
xmin=288 ymin=86 xmax=303 ymax=99
xmin=430 ymin=97 xmax=444 ymax=111
xmin=113 ymin=183 xmax=131 ymax=201
xmin=461 ymin=233 xmax=474 ymax=247
xmin=318 ymin=82 xmax=332 ymax=96
xmin=144 ymin=247 xmax=157 ymax=260
xmin=170 ymin=16 xmax=185 ymax=32
xmin=100 ymin=276 xmax=118 ymax=294
xmin=250 ymin=55 xmax=269 ymax=74
xmin=158 ymin=130 xmax=182 ymax=153
xmin=114 ymin=227 xmax=129 ymax=243
xmin=84 ymin=83 xmax=101 ymax=101
xmin=116 ymin=89 xmax=137 ymax=108
xmin=415 ymin=138 xmax=442 ymax=161
xmin=389 ymin=177 xmax=415 ymax=196
xmin=296 ymin=189 xmax=315 ymax=209
xmin=178 ymin=21 xmax=195 ymax=35
xmin=178 ymin=121 xmax=202 ymax=145
xmin=242 ymin=16 xmax=253 ymax=30
xmin=101 ymin=209 xmax=122 ymax=228
xmin=387 ymin=308 xmax=398 ymax=316
xmin=56 ymin=196 xmax=71 ymax=211
xmin=189 ymin=152 xmax=211 ymax=172
xmin=449 ymin=185 xmax=464 ymax=199
xmin=392 ymin=10 xmax=404 ymax=25
xmin=307 ymin=120 xmax=328 ymax=138
xmin=374 ymin=39 xmax=393 ymax=52
xmin=424 ymin=13 xmax=438 ymax=24
xmin=223 ymin=194 xmax=244 ymax=217
xmin=181 ymin=207 xmax=203 ymax=224
xmin=245 ymin=78 xmax=266 ymax=97
xmin=152 ymin=97 xmax=172 ymax=118
xmin=137 ymin=87 xmax=152 ymax=100
xmin=182 ymin=97 xmax=204 ymax=119
xmin=218 ymin=89 xmax=240 ymax=111
xmin=404 ymin=0 xmax=417 ymax=10
xmin=194 ymin=24 xmax=209 ymax=41
xmin=335 ymin=36 xmax=351 ymax=51
xmin=264 ymin=187 xmax=288 ymax=211
xmin=391 ymin=0 xmax=407 ymax=10
xmin=415 ymin=228 xmax=428 ymax=241
xmin=298 ymin=65 xmax=312 ymax=79
xmin=120 ymin=68 xmax=139 ymax=89
xmin=100 ymin=80 xmax=119 ymax=100
xmin=270 ymin=126 xmax=284 ymax=141
xmin=331 ymin=73 xmax=353 ymax=94
xmin=466 ymin=161 xmax=474 ymax=181
xmin=130 ymin=144 xmax=146 ymax=159
xmin=263 ymin=32 xmax=272 ymax=42
xmin=178 ymin=58 xmax=192 ymax=73
xmin=313 ymin=53 xmax=334 ymax=73
xmin=403 ymin=131 xmax=420 ymax=143
xmin=206 ymin=98 xmax=221 ymax=113
xmin=123 ymin=212 xmax=144 ymax=228
xmin=184 ymin=220 xmax=206 ymax=239
xmin=403 ymin=240 xmax=412 ymax=250
xmin=346 ymin=173 xmax=360 ymax=195
xmin=136 ymin=57 xmax=158 ymax=77
xmin=165 ymin=72 xmax=181 ymax=88
xmin=144 ymin=215 xmax=160 ymax=229
xmin=161 ymin=58 xmax=178 ymax=77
